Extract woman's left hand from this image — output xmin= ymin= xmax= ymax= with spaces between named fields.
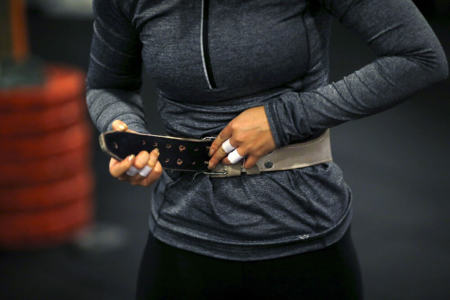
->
xmin=207 ymin=106 xmax=276 ymax=170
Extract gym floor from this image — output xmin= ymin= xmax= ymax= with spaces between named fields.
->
xmin=1 ymin=8 xmax=449 ymax=300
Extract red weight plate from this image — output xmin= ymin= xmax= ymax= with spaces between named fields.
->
xmin=0 ymin=145 xmax=91 ymax=187
xmin=0 ymin=196 xmax=93 ymax=250
xmin=0 ymin=98 xmax=87 ymax=136
xmin=0 ymin=65 xmax=85 ymax=111
xmin=0 ymin=169 xmax=94 ymax=212
xmin=0 ymin=121 xmax=91 ymax=162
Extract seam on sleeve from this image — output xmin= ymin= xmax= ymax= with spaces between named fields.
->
xmin=341 ymin=76 xmax=359 ymax=107
xmin=353 ymin=70 xmax=379 ymax=97
xmin=330 ymin=82 xmax=346 ymax=101
xmin=373 ymin=60 xmax=397 ymax=87
xmin=367 ymin=23 xmax=403 ymax=45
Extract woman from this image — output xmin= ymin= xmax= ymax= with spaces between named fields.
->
xmin=86 ymin=0 xmax=448 ymax=299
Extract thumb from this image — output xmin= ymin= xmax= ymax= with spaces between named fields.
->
xmin=112 ymin=119 xmax=128 ymax=132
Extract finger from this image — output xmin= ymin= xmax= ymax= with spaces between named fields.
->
xmin=208 ymin=139 xmax=238 ymax=169
xmin=133 ymin=148 xmax=160 ymax=181
xmin=226 ymin=148 xmax=246 ymax=165
xmin=109 ymin=157 xmax=120 ymax=169
xmin=243 ymin=155 xmax=259 ymax=169
xmin=110 ymin=155 xmax=135 ymax=178
xmin=133 ymin=151 xmax=150 ymax=169
xmin=147 ymin=148 xmax=160 ymax=169
xmin=208 ymin=123 xmax=233 ymax=157
xmin=222 ymin=146 xmax=247 ymax=165
xmin=139 ymin=161 xmax=163 ymax=186
xmin=126 ymin=166 xmax=140 ymax=177
xmin=112 ymin=119 xmax=128 ymax=131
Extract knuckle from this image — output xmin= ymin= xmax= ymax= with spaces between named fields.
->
xmin=135 ymin=153 xmax=149 ymax=168
xmin=253 ymin=149 xmax=263 ymax=157
xmin=150 ymin=153 xmax=159 ymax=163
xmin=237 ymin=146 xmax=249 ymax=155
xmin=218 ymin=132 xmax=226 ymax=141
xmin=154 ymin=163 xmax=163 ymax=175
xmin=234 ymin=134 xmax=245 ymax=143
xmin=154 ymin=167 xmax=162 ymax=176
xmin=214 ymin=150 xmax=222 ymax=158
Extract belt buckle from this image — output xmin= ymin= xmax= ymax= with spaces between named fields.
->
xmin=198 ymin=137 xmax=261 ymax=177
xmin=203 ymin=160 xmax=253 ymax=178
xmin=200 ymin=136 xmax=228 ymax=176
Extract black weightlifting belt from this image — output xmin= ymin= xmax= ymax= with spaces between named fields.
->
xmin=99 ymin=131 xmax=224 ymax=175
xmin=98 ymin=129 xmax=333 ymax=178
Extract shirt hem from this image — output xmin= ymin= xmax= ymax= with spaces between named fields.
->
xmin=148 ymin=203 xmax=353 ymax=262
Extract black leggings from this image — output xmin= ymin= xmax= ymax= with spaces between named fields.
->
xmin=136 ymin=227 xmax=363 ymax=299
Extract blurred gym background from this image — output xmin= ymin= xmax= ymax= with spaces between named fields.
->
xmin=0 ymin=0 xmax=449 ymax=299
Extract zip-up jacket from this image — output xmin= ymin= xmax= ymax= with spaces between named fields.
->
xmin=86 ymin=0 xmax=448 ymax=260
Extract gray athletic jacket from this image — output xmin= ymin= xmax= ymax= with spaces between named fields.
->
xmin=86 ymin=0 xmax=448 ymax=260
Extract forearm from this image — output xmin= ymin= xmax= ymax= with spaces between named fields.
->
xmin=86 ymin=88 xmax=149 ymax=133
xmin=264 ymin=0 xmax=448 ymax=148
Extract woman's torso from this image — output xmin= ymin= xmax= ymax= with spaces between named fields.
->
xmin=127 ymin=0 xmax=352 ymax=260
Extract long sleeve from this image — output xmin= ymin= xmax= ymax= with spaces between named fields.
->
xmin=86 ymin=0 xmax=149 ymax=134
xmin=264 ymin=0 xmax=448 ymax=148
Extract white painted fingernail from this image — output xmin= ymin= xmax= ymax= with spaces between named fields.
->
xmin=139 ymin=165 xmax=153 ymax=177
xmin=126 ymin=166 xmax=139 ymax=176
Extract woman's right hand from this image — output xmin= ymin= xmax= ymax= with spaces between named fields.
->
xmin=108 ymin=120 xmax=164 ymax=186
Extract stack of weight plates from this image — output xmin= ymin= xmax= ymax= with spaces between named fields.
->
xmin=0 ymin=66 xmax=94 ymax=249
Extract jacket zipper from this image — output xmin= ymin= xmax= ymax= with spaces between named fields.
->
xmin=200 ymin=0 xmax=217 ymax=89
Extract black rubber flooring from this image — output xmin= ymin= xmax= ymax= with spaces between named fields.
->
xmin=1 ymin=10 xmax=449 ymax=300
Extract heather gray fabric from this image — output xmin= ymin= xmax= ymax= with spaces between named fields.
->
xmin=86 ymin=0 xmax=448 ymax=260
